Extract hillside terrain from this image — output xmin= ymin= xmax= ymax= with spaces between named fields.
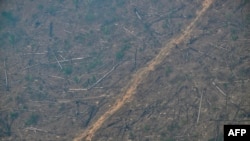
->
xmin=0 ymin=0 xmax=250 ymax=141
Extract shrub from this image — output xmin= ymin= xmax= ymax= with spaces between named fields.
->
xmin=10 ymin=112 xmax=19 ymax=120
xmin=116 ymin=50 xmax=125 ymax=61
xmin=63 ymin=66 xmax=73 ymax=75
xmin=115 ymin=44 xmax=131 ymax=61
xmin=165 ymin=66 xmax=173 ymax=77
xmin=144 ymin=125 xmax=150 ymax=131
xmin=25 ymin=75 xmax=34 ymax=82
xmin=1 ymin=11 xmax=18 ymax=26
xmin=25 ymin=113 xmax=39 ymax=126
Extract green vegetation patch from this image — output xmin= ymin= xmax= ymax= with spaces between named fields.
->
xmin=101 ymin=24 xmax=112 ymax=35
xmin=46 ymin=6 xmax=57 ymax=16
xmin=63 ymin=66 xmax=73 ymax=75
xmin=116 ymin=44 xmax=131 ymax=61
xmin=86 ymin=58 xmax=102 ymax=72
xmin=85 ymin=12 xmax=96 ymax=23
xmin=238 ymin=67 xmax=250 ymax=78
xmin=10 ymin=112 xmax=19 ymax=120
xmin=25 ymin=113 xmax=40 ymax=126
xmin=144 ymin=125 xmax=150 ymax=131
xmin=1 ymin=11 xmax=18 ymax=26
xmin=0 ymin=32 xmax=21 ymax=47
xmin=83 ymin=75 xmax=96 ymax=88
xmin=246 ymin=14 xmax=250 ymax=25
xmin=167 ymin=122 xmax=180 ymax=131
xmin=165 ymin=66 xmax=173 ymax=77
xmin=74 ymin=76 xmax=81 ymax=84
xmin=25 ymin=74 xmax=34 ymax=82
xmin=230 ymin=28 xmax=238 ymax=41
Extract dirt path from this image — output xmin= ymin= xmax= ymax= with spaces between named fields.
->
xmin=73 ymin=0 xmax=214 ymax=140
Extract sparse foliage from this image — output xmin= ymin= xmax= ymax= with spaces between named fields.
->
xmin=25 ymin=113 xmax=39 ymax=126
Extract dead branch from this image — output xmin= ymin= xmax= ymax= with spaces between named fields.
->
xmin=188 ymin=47 xmax=216 ymax=59
xmin=212 ymin=81 xmax=237 ymax=105
xmin=134 ymin=8 xmax=142 ymax=20
xmin=80 ymin=94 xmax=110 ymax=100
xmin=215 ymin=79 xmax=250 ymax=84
xmin=209 ymin=43 xmax=229 ymax=51
xmin=206 ymin=99 xmax=211 ymax=106
xmin=4 ymin=59 xmax=8 ymax=90
xmin=91 ymin=87 xmax=104 ymax=89
xmin=22 ymin=64 xmax=40 ymax=71
xmin=23 ymin=52 xmax=47 ymax=55
xmin=212 ymin=81 xmax=226 ymax=96
xmin=58 ymin=95 xmax=110 ymax=103
xmin=53 ymin=52 xmax=63 ymax=69
xmin=196 ymin=89 xmax=204 ymax=124
xmin=223 ymin=39 xmax=250 ymax=41
xmin=59 ymin=54 xmax=66 ymax=60
xmin=69 ymin=87 xmax=104 ymax=92
xmin=69 ymin=88 xmax=88 ymax=91
xmin=25 ymin=127 xmax=48 ymax=133
xmin=54 ymin=57 xmax=89 ymax=63
xmin=86 ymin=63 xmax=119 ymax=90
xmin=122 ymin=26 xmax=135 ymax=35
xmin=134 ymin=48 xmax=137 ymax=69
xmin=64 ymin=29 xmax=72 ymax=34
xmin=48 ymin=75 xmax=65 ymax=80
xmin=22 ymin=57 xmax=89 ymax=71
xmin=23 ymin=51 xmax=64 ymax=55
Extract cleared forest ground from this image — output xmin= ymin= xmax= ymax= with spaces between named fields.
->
xmin=73 ymin=0 xmax=214 ymax=140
